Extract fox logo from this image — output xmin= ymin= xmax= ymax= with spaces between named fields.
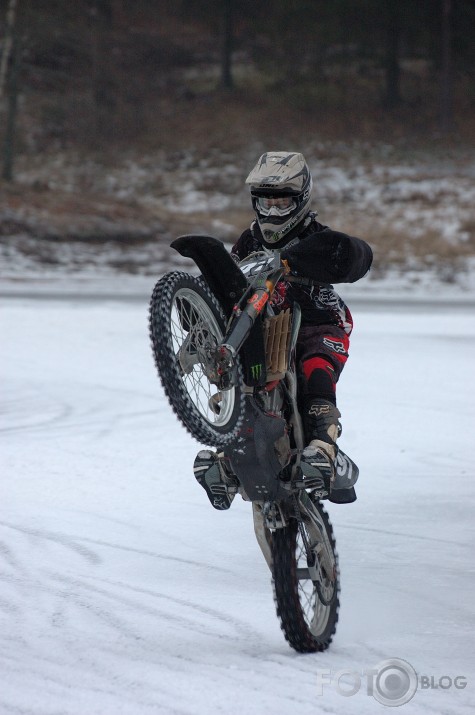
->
xmin=323 ymin=337 xmax=347 ymax=355
xmin=308 ymin=403 xmax=331 ymax=418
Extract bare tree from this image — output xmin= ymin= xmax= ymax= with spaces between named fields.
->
xmin=383 ymin=4 xmax=402 ymax=108
xmin=439 ymin=0 xmax=453 ymax=132
xmin=88 ymin=0 xmax=116 ymax=140
xmin=1 ymin=0 xmax=19 ymax=181
xmin=0 ymin=0 xmax=18 ymax=100
xmin=221 ymin=0 xmax=234 ymax=89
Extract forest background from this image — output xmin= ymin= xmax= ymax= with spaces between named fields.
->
xmin=1 ymin=0 xmax=474 ymax=288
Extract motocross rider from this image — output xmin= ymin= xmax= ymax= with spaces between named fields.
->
xmin=230 ymin=151 xmax=373 ymax=500
xmin=195 ymin=151 xmax=372 ymax=508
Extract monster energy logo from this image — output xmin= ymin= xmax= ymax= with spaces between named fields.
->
xmin=250 ymin=363 xmax=263 ymax=379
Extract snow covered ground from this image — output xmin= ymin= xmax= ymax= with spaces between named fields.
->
xmin=1 ymin=291 xmax=474 ymax=715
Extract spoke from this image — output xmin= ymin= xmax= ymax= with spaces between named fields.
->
xmin=298 ymin=584 xmax=314 ymax=616
xmin=169 ymin=287 xmax=235 ymax=428
xmin=170 ymin=312 xmax=187 ymax=352
xmin=191 ymin=374 xmax=211 ymax=416
xmin=295 ymin=529 xmax=331 ymax=632
xmin=183 ymin=360 xmax=212 ymax=413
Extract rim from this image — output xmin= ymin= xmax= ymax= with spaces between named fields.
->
xmin=295 ymin=529 xmax=334 ymax=636
xmin=169 ymin=287 xmax=236 ymax=429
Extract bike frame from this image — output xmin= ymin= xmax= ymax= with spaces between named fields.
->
xmin=172 ymin=234 xmax=308 ymax=502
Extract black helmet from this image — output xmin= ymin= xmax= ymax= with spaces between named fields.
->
xmin=245 ymin=151 xmax=313 ymax=249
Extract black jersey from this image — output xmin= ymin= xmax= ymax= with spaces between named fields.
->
xmin=231 ymin=213 xmax=373 ymax=334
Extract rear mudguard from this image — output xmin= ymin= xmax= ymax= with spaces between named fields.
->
xmin=171 ymin=235 xmax=267 ymax=387
xmin=224 ymin=396 xmax=290 ymax=502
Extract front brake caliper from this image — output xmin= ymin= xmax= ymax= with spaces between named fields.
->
xmin=208 ymin=344 xmax=236 ymax=390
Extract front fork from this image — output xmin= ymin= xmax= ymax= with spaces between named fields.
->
xmin=209 ymin=267 xmax=285 ymax=389
xmin=252 ymin=493 xmax=336 ymax=586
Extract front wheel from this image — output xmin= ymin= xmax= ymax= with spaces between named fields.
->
xmin=149 ymin=271 xmax=245 ymax=447
xmin=271 ymin=501 xmax=340 ymax=652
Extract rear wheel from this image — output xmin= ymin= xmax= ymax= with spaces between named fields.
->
xmin=271 ymin=501 xmax=339 ymax=652
xmin=149 ymin=271 xmax=245 ymax=447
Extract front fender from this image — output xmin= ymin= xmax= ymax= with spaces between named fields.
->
xmin=172 ymin=234 xmax=266 ymax=387
xmin=171 ymin=235 xmax=248 ymax=316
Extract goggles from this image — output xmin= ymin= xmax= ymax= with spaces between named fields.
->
xmin=255 ymin=195 xmax=296 ymax=216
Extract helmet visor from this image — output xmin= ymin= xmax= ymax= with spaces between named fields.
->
xmin=255 ymin=195 xmax=296 ymax=217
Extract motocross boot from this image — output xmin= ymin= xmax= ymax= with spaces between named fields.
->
xmin=193 ymin=450 xmax=238 ymax=510
xmin=303 ymin=397 xmax=340 ymax=462
xmin=302 ymin=398 xmax=356 ymax=503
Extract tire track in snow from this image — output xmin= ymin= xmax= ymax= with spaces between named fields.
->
xmin=339 ymin=522 xmax=470 ymax=547
xmin=47 ymin=571 xmax=261 ymax=645
xmin=74 ymin=535 xmax=235 ymax=574
xmin=0 ymin=522 xmax=102 ymax=566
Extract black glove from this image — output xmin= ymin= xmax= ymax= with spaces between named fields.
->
xmin=281 ymin=231 xmax=350 ymax=283
xmin=281 ymin=229 xmax=372 ymax=284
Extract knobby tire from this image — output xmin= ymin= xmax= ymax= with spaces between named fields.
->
xmin=271 ymin=503 xmax=340 ymax=653
xmin=149 ymin=271 xmax=245 ymax=447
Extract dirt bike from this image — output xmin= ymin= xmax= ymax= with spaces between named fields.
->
xmin=149 ymin=235 xmax=358 ymax=653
